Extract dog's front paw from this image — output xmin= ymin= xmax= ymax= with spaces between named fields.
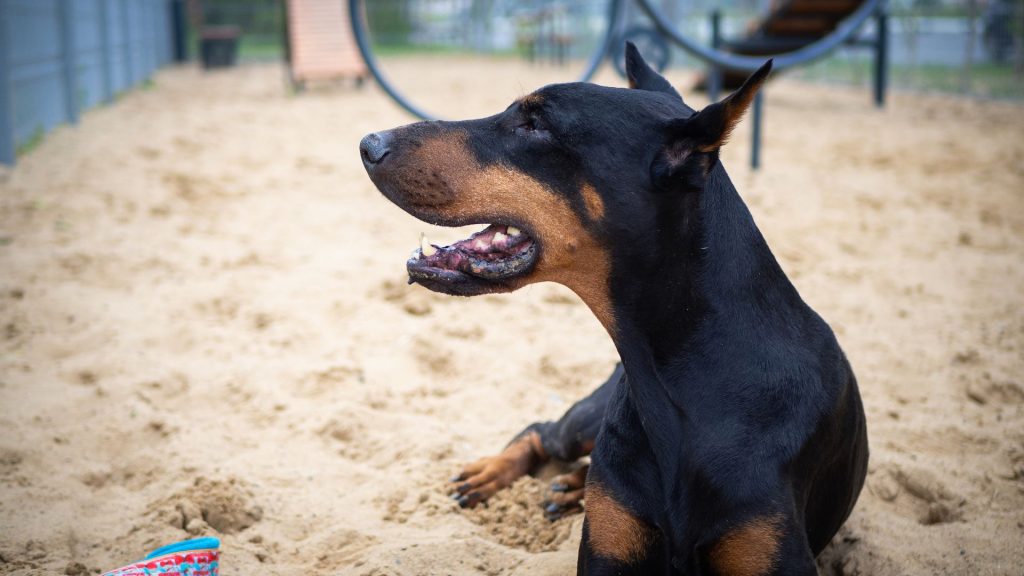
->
xmin=543 ymin=465 xmax=588 ymax=520
xmin=448 ymin=431 xmax=546 ymax=508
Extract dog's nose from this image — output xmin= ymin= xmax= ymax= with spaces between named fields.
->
xmin=359 ymin=131 xmax=392 ymax=167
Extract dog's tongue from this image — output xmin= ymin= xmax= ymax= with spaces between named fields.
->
xmin=409 ymin=224 xmax=537 ymax=281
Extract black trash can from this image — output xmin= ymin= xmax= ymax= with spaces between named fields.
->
xmin=200 ymin=26 xmax=241 ymax=69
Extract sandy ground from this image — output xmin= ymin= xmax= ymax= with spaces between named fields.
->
xmin=0 ymin=56 xmax=1022 ymax=575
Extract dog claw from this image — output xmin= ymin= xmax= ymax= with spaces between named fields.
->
xmin=449 ymin=492 xmax=461 ymax=500
xmin=545 ymin=503 xmax=561 ymax=514
xmin=550 ymin=482 xmax=568 ymax=492
xmin=544 ymin=508 xmax=564 ymax=522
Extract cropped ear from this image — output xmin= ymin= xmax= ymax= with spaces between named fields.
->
xmin=651 ymin=60 xmax=772 ymax=193
xmin=624 ymin=41 xmax=682 ymax=101
xmin=681 ymin=59 xmax=772 ymax=153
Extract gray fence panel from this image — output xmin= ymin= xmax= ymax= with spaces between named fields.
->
xmin=126 ymin=0 xmax=145 ymax=84
xmin=137 ymin=0 xmax=152 ymax=79
xmin=105 ymin=0 xmax=128 ymax=94
xmin=0 ymin=0 xmax=13 ymax=165
xmin=74 ymin=0 xmax=106 ymax=110
xmin=159 ymin=0 xmax=172 ymax=65
xmin=151 ymin=0 xmax=163 ymax=71
xmin=149 ymin=0 xmax=161 ymax=73
xmin=157 ymin=0 xmax=171 ymax=65
xmin=8 ymin=0 xmax=67 ymax=146
xmin=1 ymin=0 xmax=173 ymax=165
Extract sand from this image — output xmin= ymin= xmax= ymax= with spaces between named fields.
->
xmin=0 ymin=56 xmax=1022 ymax=575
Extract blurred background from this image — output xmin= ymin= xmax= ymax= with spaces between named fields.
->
xmin=204 ymin=0 xmax=1024 ymax=98
xmin=2 ymin=0 xmax=1023 ymax=165
xmin=1 ymin=2 xmax=1023 ymax=575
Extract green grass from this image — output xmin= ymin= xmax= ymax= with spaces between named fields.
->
xmin=16 ymin=127 xmax=45 ymax=158
xmin=796 ymin=57 xmax=1024 ymax=100
xmin=371 ymin=43 xmax=475 ymax=58
xmin=371 ymin=43 xmax=535 ymax=61
xmin=237 ymin=36 xmax=284 ymax=61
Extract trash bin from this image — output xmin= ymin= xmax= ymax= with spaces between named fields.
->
xmin=200 ymin=26 xmax=241 ymax=69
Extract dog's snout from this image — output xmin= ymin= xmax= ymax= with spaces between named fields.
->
xmin=360 ymin=131 xmax=392 ymax=167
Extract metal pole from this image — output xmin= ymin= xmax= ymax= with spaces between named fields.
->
xmin=751 ymin=91 xmax=763 ymax=170
xmin=708 ymin=9 xmax=722 ymax=103
xmin=0 ymin=0 xmax=14 ymax=165
xmin=281 ymin=0 xmax=296 ymax=89
xmin=873 ymin=2 xmax=888 ymax=107
xmin=172 ymin=0 xmax=188 ymax=61
xmin=59 ymin=0 xmax=79 ymax=124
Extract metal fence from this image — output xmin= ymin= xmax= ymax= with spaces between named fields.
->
xmin=0 ymin=0 xmax=176 ymax=165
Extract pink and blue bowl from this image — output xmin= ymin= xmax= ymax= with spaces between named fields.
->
xmin=101 ymin=537 xmax=219 ymax=576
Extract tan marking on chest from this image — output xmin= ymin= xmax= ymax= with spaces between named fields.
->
xmin=709 ymin=515 xmax=784 ymax=576
xmin=585 ymin=482 xmax=656 ymax=564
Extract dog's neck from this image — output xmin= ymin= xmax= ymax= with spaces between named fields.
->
xmin=602 ymin=162 xmax=807 ymax=539
xmin=608 ymin=162 xmax=804 ymax=408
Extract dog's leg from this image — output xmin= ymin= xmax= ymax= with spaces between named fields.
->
xmin=449 ymin=363 xmax=622 ymax=508
xmin=576 ymin=482 xmax=664 ymax=576
xmin=707 ymin=513 xmax=819 ymax=576
xmin=535 ymin=362 xmax=622 ymax=461
xmin=448 ymin=428 xmax=546 ymax=508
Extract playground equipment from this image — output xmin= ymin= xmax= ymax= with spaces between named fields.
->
xmin=348 ymin=0 xmax=888 ymax=168
xmin=284 ymin=0 xmax=368 ymax=88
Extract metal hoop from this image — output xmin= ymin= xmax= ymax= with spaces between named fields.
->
xmin=348 ymin=0 xmax=883 ymax=119
xmin=348 ymin=0 xmax=624 ymax=121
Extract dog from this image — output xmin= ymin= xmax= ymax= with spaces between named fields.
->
xmin=360 ymin=43 xmax=868 ymax=575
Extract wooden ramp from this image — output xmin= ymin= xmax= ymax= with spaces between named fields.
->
xmin=285 ymin=0 xmax=368 ymax=85
xmin=699 ymin=0 xmax=868 ymax=90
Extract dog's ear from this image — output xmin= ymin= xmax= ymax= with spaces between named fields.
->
xmin=624 ymin=41 xmax=682 ymax=101
xmin=651 ymin=60 xmax=772 ymax=193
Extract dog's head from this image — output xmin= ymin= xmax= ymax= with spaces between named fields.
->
xmin=361 ymin=44 xmax=770 ymax=332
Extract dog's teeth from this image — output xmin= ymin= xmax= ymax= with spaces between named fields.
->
xmin=420 ymin=233 xmax=437 ymax=257
xmin=507 ymin=226 xmax=521 ymax=236
xmin=493 ymin=232 xmax=508 ymax=245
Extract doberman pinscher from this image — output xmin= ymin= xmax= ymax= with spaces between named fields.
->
xmin=359 ymin=43 xmax=868 ymax=575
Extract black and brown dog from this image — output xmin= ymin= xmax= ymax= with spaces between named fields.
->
xmin=360 ymin=44 xmax=868 ymax=575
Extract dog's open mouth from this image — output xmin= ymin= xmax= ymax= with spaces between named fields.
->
xmin=407 ymin=224 xmax=538 ymax=293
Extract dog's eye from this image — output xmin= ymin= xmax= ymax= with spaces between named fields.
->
xmin=515 ymin=119 xmax=537 ymax=134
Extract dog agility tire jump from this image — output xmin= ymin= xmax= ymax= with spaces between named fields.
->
xmin=347 ymin=0 xmax=882 ymax=121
